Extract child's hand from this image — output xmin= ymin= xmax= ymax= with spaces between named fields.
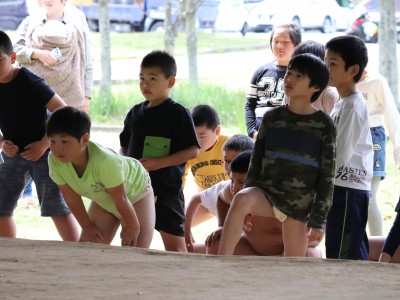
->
xmin=243 ymin=214 xmax=253 ymax=232
xmin=120 ymin=226 xmax=140 ymax=247
xmin=185 ymin=230 xmax=195 ymax=253
xmin=20 ymin=141 xmax=47 ymax=161
xmin=307 ymin=227 xmax=324 ymax=243
xmin=80 ymin=224 xmax=103 ymax=243
xmin=205 ymin=227 xmax=223 ymax=247
xmin=139 ymin=157 xmax=161 ymax=171
xmin=1 ymin=140 xmax=19 ymax=157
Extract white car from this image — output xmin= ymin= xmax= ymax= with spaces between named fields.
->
xmin=213 ymin=0 xmax=250 ymax=36
xmin=248 ymin=0 xmax=351 ymax=33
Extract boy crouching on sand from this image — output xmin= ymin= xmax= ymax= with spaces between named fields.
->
xmin=47 ymin=106 xmax=155 ymax=248
xmin=219 ymin=53 xmax=336 ymax=257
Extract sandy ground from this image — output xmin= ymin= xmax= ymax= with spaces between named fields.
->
xmin=1 ymin=237 xmax=400 ymax=300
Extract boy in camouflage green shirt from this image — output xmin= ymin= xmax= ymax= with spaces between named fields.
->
xmin=219 ymin=53 xmax=336 ymax=257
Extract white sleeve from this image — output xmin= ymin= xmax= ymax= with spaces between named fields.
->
xmin=199 ymin=181 xmax=228 ymax=213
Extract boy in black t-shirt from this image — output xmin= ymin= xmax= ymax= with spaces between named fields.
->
xmin=120 ymin=50 xmax=200 ymax=252
xmin=0 ymin=30 xmax=79 ymax=241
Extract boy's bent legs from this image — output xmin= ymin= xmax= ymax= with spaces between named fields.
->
xmin=33 ymin=151 xmax=79 ymax=241
xmin=51 ymin=214 xmax=79 ymax=241
xmin=0 ymin=217 xmax=17 ymax=237
xmin=282 ymin=217 xmax=308 ymax=256
xmin=218 ymin=187 xmax=273 ymax=255
xmin=159 ymin=231 xmax=187 ymax=252
xmin=87 ymin=201 xmax=120 ymax=244
xmin=207 ymin=234 xmax=260 ymax=255
xmin=133 ymin=188 xmax=155 ymax=248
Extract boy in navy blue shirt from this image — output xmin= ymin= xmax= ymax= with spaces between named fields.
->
xmin=120 ymin=50 xmax=199 ymax=252
xmin=0 ymin=30 xmax=78 ymax=241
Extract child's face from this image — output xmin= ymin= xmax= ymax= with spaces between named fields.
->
xmin=284 ymin=68 xmax=318 ymax=101
xmin=271 ymin=28 xmax=295 ymax=66
xmin=42 ymin=0 xmax=66 ymax=14
xmin=139 ymin=66 xmax=175 ymax=106
xmin=49 ymin=133 xmax=88 ymax=164
xmin=0 ymin=51 xmax=15 ymax=83
xmin=223 ymin=149 xmax=241 ymax=174
xmin=229 ymin=171 xmax=246 ymax=196
xmin=195 ymin=125 xmax=220 ymax=151
xmin=324 ymin=49 xmax=355 ymax=89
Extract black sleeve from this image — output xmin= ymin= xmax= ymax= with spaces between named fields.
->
xmin=382 ymin=212 xmax=400 ymax=257
xmin=245 ymin=67 xmax=261 ymax=138
xmin=119 ymin=112 xmax=131 ymax=148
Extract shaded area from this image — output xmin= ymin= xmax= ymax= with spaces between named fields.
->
xmin=0 ymin=238 xmax=399 ymax=299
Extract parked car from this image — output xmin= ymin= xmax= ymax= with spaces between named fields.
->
xmin=346 ymin=0 xmax=400 ymax=43
xmin=72 ymin=0 xmax=220 ymax=32
xmin=0 ymin=0 xmax=29 ymax=30
xmin=247 ymin=0 xmax=351 ymax=33
xmin=213 ymin=0 xmax=249 ymax=36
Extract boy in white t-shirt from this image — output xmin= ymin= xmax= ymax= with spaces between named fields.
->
xmin=325 ymin=35 xmax=374 ymax=260
xmin=47 ymin=106 xmax=155 ymax=248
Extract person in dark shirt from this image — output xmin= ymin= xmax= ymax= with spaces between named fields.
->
xmin=119 ymin=50 xmax=199 ymax=252
xmin=0 ymin=30 xmax=79 ymax=241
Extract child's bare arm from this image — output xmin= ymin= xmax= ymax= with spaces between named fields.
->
xmin=140 ymin=145 xmax=199 ymax=171
xmin=106 ymin=183 xmax=140 ymax=247
xmin=217 ymin=192 xmax=231 ymax=227
xmin=46 ymin=93 xmax=67 ymax=112
xmin=185 ymin=194 xmax=202 ymax=252
xmin=58 ymin=184 xmax=103 ymax=243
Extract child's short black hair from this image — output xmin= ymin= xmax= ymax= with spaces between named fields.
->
xmin=287 ymin=53 xmax=329 ymax=103
xmin=292 ymin=40 xmax=325 ymax=61
xmin=223 ymin=134 xmax=254 ymax=152
xmin=46 ymin=106 xmax=91 ymax=140
xmin=325 ymin=35 xmax=368 ymax=83
xmin=191 ymin=104 xmax=220 ymax=129
xmin=0 ymin=30 xmax=13 ymax=55
xmin=230 ymin=150 xmax=252 ymax=174
xmin=270 ymin=23 xmax=302 ymax=50
xmin=140 ymin=50 xmax=177 ymax=78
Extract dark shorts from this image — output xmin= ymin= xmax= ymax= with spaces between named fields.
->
xmin=0 ymin=151 xmax=71 ymax=217
xmin=371 ymin=126 xmax=386 ymax=178
xmin=325 ymin=185 xmax=370 ymax=260
xmin=154 ymin=191 xmax=185 ymax=237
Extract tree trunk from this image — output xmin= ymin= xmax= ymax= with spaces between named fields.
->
xmin=163 ymin=0 xmax=204 ymax=83
xmin=164 ymin=0 xmax=176 ymax=54
xmin=98 ymin=0 xmax=112 ymax=101
xmin=379 ymin=0 xmax=399 ymax=109
xmin=186 ymin=0 xmax=198 ymax=87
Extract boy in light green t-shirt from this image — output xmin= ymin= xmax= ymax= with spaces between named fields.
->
xmin=47 ymin=106 xmax=155 ymax=248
